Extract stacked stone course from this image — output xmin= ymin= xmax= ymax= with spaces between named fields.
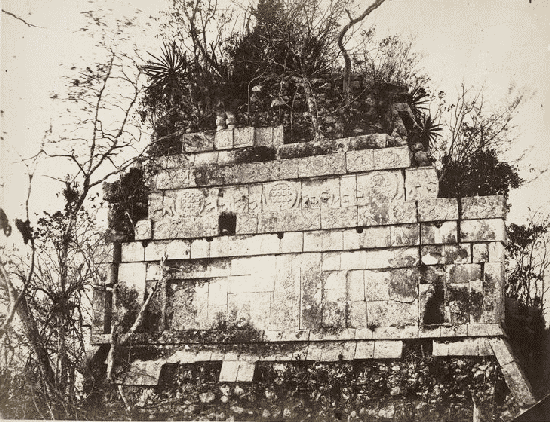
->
xmin=93 ymin=126 xmax=534 ymax=410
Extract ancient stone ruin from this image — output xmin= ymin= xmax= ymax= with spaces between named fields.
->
xmin=93 ymin=116 xmax=536 ymax=418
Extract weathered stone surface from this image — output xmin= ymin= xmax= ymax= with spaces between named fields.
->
xmin=227 ymin=291 xmax=272 ymax=329
xmin=364 ymin=271 xmax=391 ymax=301
xmin=300 ymin=253 xmax=323 ymax=330
xmin=446 ymin=264 xmax=482 ymax=285
xmin=145 ymin=239 xmax=191 ymax=261
xmin=122 ymin=360 xmax=163 ymax=385
xmin=440 ymin=324 xmax=468 ymax=337
xmin=121 ymin=241 xmax=145 ymax=263
xmin=194 ymin=151 xmax=219 ymax=167
xmin=356 ymin=170 xmax=405 ymax=206
xmin=467 ymin=323 xmax=502 ymax=336
xmin=421 ymin=221 xmax=458 ymax=244
xmin=146 ymin=263 xmax=161 ymax=281
xmin=417 ymin=198 xmax=459 ymax=222
xmin=358 ymin=201 xmax=416 ymax=227
xmin=355 ymin=341 xmax=375 ymax=358
xmin=460 ymin=219 xmax=505 ymax=242
xmin=500 ymin=362 xmax=536 ymax=407
xmin=219 ymin=360 xmax=240 ymax=382
xmin=321 ymin=206 xmax=358 ymax=229
xmin=447 ymin=284 xmax=470 ymax=325
xmin=472 ymin=243 xmax=489 ymax=262
xmin=273 ymin=125 xmax=284 ymax=148
xmin=117 ymin=262 xmax=146 ymax=300
xmin=298 ymin=153 xmax=346 ymax=178
xmin=148 ymin=192 xmax=163 ymax=220
xmin=488 ymin=242 xmax=504 ymax=262
xmin=373 ymin=340 xmax=403 ymax=358
xmin=236 ymin=361 xmax=257 ymax=382
xmin=388 ymin=268 xmax=420 ymax=302
xmin=233 ymin=126 xmax=255 ymax=148
xmin=322 ymin=286 xmax=347 ymax=327
xmin=213 ymin=129 xmax=233 ymax=150
xmin=321 ymin=252 xmax=341 ymax=271
xmin=135 ymin=220 xmax=152 ymax=240
xmin=270 ymin=255 xmax=300 ymax=331
xmin=96 ymin=264 xmax=115 ymax=286
xmin=271 ymin=159 xmax=299 ymax=180
xmin=235 ymin=213 xmax=258 ymax=235
xmin=279 ymin=231 xmax=303 ymax=253
xmin=183 ymin=131 xmax=215 ymax=152
xmin=461 ymin=195 xmax=506 ymax=220
xmin=304 ymin=230 xmax=344 ymax=252
xmin=345 ymin=149 xmax=374 ymax=173
xmin=176 ymin=258 xmax=231 ymax=279
xmin=263 ymin=180 xmax=301 ymax=212
xmin=349 ymin=301 xmax=368 ymax=328
xmin=348 ymin=270 xmax=365 ymax=301
xmin=156 ymin=168 xmax=194 ymax=190
xmin=92 ymin=287 xmax=108 ymax=333
xmin=405 ymin=167 xmax=439 ymax=201
xmin=373 ymin=146 xmax=411 ymax=170
xmin=421 ymin=244 xmax=470 ymax=265
xmin=469 ymin=280 xmax=484 ymax=323
xmin=301 ymin=178 xmax=340 ymax=210
xmin=391 ymin=224 xmax=420 ymax=246
xmin=340 ymin=250 xmax=366 ymax=269
xmin=489 ymin=338 xmax=515 ymax=366
xmin=217 ymin=150 xmax=235 ymax=165
xmin=254 ymin=127 xmax=273 ymax=147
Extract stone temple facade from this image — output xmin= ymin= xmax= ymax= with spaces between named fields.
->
xmin=93 ymin=126 xmax=535 ymax=411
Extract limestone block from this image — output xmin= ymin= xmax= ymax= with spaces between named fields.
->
xmin=176 ymin=258 xmax=231 ymax=279
xmin=148 ymin=192 xmax=164 ymax=220
xmin=218 ymin=185 xmax=250 ymax=214
xmin=420 ymin=264 xmax=446 ymax=284
xmin=219 ymin=360 xmax=240 ymax=382
xmin=118 ymin=262 xmax=146 ymax=300
xmin=364 ymin=249 xmax=394 ymax=269
xmin=461 ymin=195 xmax=506 ymax=220
xmin=217 ymin=150 xmax=235 ymax=165
xmin=273 ymin=125 xmax=284 ymax=148
xmin=418 ymin=325 xmax=441 ymax=338
xmin=432 ymin=341 xmax=449 ymax=357
xmin=213 ymin=129 xmax=233 ymax=150
xmin=121 ymin=241 xmax=144 ymax=263
xmin=278 ymin=209 xmax=321 ymax=232
xmin=447 ymin=284 xmax=470 ymax=325
xmin=301 ymin=178 xmax=341 ymax=210
xmin=339 ymin=175 xmax=357 ymax=208
xmin=194 ymin=151 xmax=219 ymax=167
xmin=349 ymin=133 xmax=388 ymax=150
xmin=259 ymin=233 xmax=281 ymax=255
xmin=440 ymin=324 xmax=468 ymax=337
xmin=135 ymin=220 xmax=152 ymax=241
xmin=391 ymin=224 xmax=420 ymax=246
xmin=157 ymin=154 xmax=190 ymax=169
xmin=190 ymin=239 xmax=210 ymax=259
xmin=356 ymin=170 xmax=405 ymax=206
xmin=468 ymin=323 xmax=503 ymax=337
xmin=340 ymin=250 xmax=367 ymax=269
xmin=472 ymin=243 xmax=489 ymax=262
xmin=96 ymin=264 xmax=115 ymax=286
xmin=227 ymin=291 xmax=272 ymax=329
xmin=298 ymin=153 xmax=346 ymax=178
xmin=192 ymin=164 xmax=227 ymax=187
xmin=230 ymin=162 xmax=272 ymax=185
xmin=122 ymin=360 xmax=163 ymax=386
xmin=483 ymin=262 xmax=504 ymax=318
xmin=461 ymin=219 xmax=505 ymax=242
xmin=236 ymin=361 xmax=257 ymax=382
xmin=446 ymin=339 xmax=483 ymax=356
xmin=355 ymin=328 xmax=374 ymax=340
xmin=417 ymin=198 xmax=459 ymax=222
xmin=500 ymin=362 xmax=536 ymax=407
xmin=489 ymin=338 xmax=515 ymax=366
xmin=421 ymin=221 xmax=458 ymax=244
xmin=358 ymin=201 xmax=416 ymax=227
xmin=92 ymin=287 xmax=108 ymax=334
xmin=263 ymin=180 xmax=301 ymax=212
xmin=446 ymin=263 xmax=482 ymax=285
xmin=421 ymin=244 xmax=470 ymax=265
xmin=227 ymin=273 xmax=274 ymax=294
xmin=388 ymin=268 xmax=420 ymax=302
xmin=233 ymin=126 xmax=255 ymax=148
xmin=469 ymin=279 xmax=484 ymax=323
xmin=183 ymin=131 xmax=215 ymax=152
xmin=364 ymin=271 xmax=391 ymax=301
xmin=346 ymin=149 xmax=374 ymax=173
xmin=304 ymin=230 xmax=344 ymax=252
xmin=270 ymin=255 xmax=301 ymax=331
xmin=156 ymin=168 xmax=192 ymax=190
xmin=146 ymin=263 xmax=161 ymax=281
xmin=279 ymin=232 xmax=304 ymax=253
xmin=349 ymin=301 xmax=368 ymax=328
xmin=488 ymin=242 xmax=504 ymax=262
xmin=300 ymin=253 xmax=323 ymax=330
xmin=145 ymin=239 xmax=191 ymax=261
xmin=372 ymin=325 xmax=419 ymax=339
xmin=254 ymin=127 xmax=273 ymax=147
xmin=373 ymin=146 xmax=411 ymax=170
xmin=271 ymin=159 xmax=299 ymax=180
xmin=405 ymin=167 xmax=439 ymax=201
xmin=323 ymin=288 xmax=347 ymax=328
xmin=321 ymin=206 xmax=358 ymax=230
xmin=373 ymin=340 xmax=403 ymax=359
xmin=361 ymin=226 xmax=393 ymax=249
xmin=235 ymin=213 xmax=258 ymax=235
xmin=157 ymin=215 xmax=216 ymax=239
xmin=167 ymin=280 xmax=208 ymax=330
xmin=348 ymin=270 xmax=365 ymax=301
xmin=208 ymin=278 xmax=228 ymax=309
xmin=322 ymin=252 xmax=341 ymax=271
xmin=231 ymin=255 xmax=276 ymax=276
xmin=388 ymin=247 xmax=419 ymax=268
xmin=355 ymin=341 xmax=375 ymax=358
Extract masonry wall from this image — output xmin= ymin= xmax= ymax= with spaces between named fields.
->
xmin=94 ymin=127 xmax=507 ymax=344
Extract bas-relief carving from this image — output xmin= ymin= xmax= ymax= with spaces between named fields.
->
xmin=150 ymin=171 xmax=407 ymax=221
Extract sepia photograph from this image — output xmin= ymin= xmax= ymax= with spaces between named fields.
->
xmin=1 ymin=0 xmax=549 ymax=420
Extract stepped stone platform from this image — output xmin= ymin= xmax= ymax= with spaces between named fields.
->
xmin=93 ymin=126 xmax=535 ymax=409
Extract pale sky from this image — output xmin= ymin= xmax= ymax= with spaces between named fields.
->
xmin=1 ymin=0 xmax=550 ymax=223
